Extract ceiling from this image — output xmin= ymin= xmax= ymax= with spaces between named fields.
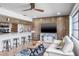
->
xmin=0 ymin=3 xmax=75 ymax=18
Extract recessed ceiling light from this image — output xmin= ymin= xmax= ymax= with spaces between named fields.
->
xmin=57 ymin=12 xmax=61 ymax=15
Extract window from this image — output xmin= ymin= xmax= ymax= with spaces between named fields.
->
xmin=72 ymin=11 xmax=79 ymax=40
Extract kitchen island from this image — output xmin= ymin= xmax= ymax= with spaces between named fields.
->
xmin=0 ymin=32 xmax=32 ymax=55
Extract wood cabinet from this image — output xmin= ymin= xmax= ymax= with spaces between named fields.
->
xmin=11 ymin=23 xmax=18 ymax=32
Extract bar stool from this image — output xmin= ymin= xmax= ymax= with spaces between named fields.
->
xmin=21 ymin=37 xmax=26 ymax=45
xmin=2 ymin=39 xmax=11 ymax=52
xmin=13 ymin=38 xmax=19 ymax=48
xmin=28 ymin=35 xmax=32 ymax=44
xmin=42 ymin=36 xmax=44 ymax=41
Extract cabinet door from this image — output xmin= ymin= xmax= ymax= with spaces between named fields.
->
xmin=11 ymin=23 xmax=18 ymax=32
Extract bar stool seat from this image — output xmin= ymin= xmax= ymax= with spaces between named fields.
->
xmin=21 ymin=37 xmax=26 ymax=45
xmin=2 ymin=39 xmax=11 ymax=52
xmin=13 ymin=38 xmax=19 ymax=48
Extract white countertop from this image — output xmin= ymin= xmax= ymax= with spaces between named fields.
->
xmin=0 ymin=32 xmax=32 ymax=39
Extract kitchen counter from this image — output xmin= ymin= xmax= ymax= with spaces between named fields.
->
xmin=0 ymin=32 xmax=30 ymax=35
xmin=0 ymin=32 xmax=10 ymax=35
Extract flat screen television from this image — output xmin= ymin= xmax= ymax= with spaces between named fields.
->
xmin=41 ymin=24 xmax=57 ymax=33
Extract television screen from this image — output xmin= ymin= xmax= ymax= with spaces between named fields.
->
xmin=41 ymin=24 xmax=57 ymax=33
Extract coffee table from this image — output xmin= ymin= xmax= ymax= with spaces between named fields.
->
xmin=27 ymin=41 xmax=42 ymax=49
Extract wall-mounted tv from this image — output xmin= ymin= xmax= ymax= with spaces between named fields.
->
xmin=41 ymin=24 xmax=57 ymax=33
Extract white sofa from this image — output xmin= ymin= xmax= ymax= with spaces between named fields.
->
xmin=44 ymin=36 xmax=74 ymax=56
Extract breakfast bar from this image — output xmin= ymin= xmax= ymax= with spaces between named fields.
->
xmin=0 ymin=32 xmax=32 ymax=55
